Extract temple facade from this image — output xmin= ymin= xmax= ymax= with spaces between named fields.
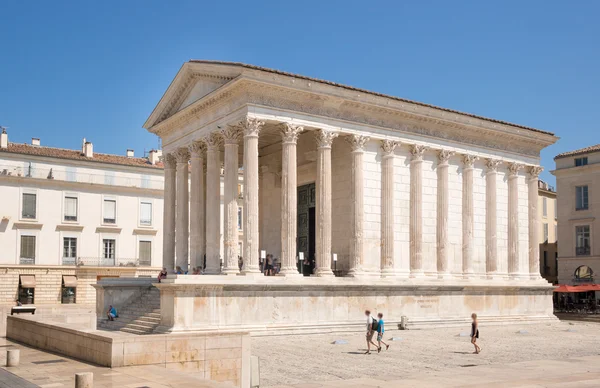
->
xmin=136 ymin=61 xmax=559 ymax=332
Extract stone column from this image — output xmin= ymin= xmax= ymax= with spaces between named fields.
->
xmin=314 ymin=129 xmax=338 ymax=277
xmin=162 ymin=153 xmax=176 ymax=271
xmin=410 ymin=144 xmax=427 ymax=277
xmin=241 ymin=117 xmax=264 ymax=275
xmin=205 ymin=133 xmax=222 ymax=274
xmin=485 ymin=159 xmax=501 ymax=277
xmin=380 ymin=140 xmax=401 ymax=277
xmin=462 ymin=154 xmax=478 ymax=277
xmin=279 ymin=123 xmax=303 ymax=276
xmin=436 ymin=149 xmax=454 ymax=278
xmin=508 ymin=162 xmax=523 ymax=277
xmin=174 ymin=148 xmax=190 ymax=272
xmin=346 ymin=135 xmax=370 ymax=277
xmin=189 ymin=141 xmax=206 ymax=272
xmin=528 ymin=166 xmax=543 ymax=279
xmin=221 ymin=127 xmax=242 ymax=275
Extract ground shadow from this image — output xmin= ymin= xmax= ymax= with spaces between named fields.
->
xmin=451 ymin=351 xmax=472 ymax=354
xmin=346 ymin=351 xmax=367 ymax=355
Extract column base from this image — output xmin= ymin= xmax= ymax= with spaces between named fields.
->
xmin=221 ymin=268 xmax=240 ymax=276
xmin=241 ymin=268 xmax=262 ymax=276
xmin=204 ymin=268 xmax=221 ymax=275
xmin=278 ymin=268 xmax=302 ymax=277
xmin=462 ymin=272 xmax=475 ymax=280
xmin=346 ymin=268 xmax=367 ymax=277
xmin=437 ymin=272 xmax=453 ymax=280
xmin=314 ymin=268 xmax=334 ymax=277
xmin=509 ymin=273 xmax=529 ymax=281
xmin=410 ymin=270 xmax=425 ymax=278
xmin=380 ymin=269 xmax=409 ymax=278
xmin=486 ymin=272 xmax=508 ymax=280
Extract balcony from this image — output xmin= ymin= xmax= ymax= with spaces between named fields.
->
xmin=62 ymin=257 xmax=152 ymax=267
xmin=576 ymin=247 xmax=591 ymax=256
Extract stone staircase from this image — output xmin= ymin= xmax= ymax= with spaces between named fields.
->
xmin=97 ymin=286 xmax=161 ymax=335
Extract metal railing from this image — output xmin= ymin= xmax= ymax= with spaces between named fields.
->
xmin=19 ymin=257 xmax=35 ymax=265
xmin=62 ymin=257 xmax=152 ymax=267
xmin=576 ymin=247 xmax=591 ymax=256
xmin=0 ymin=164 xmax=163 ymax=190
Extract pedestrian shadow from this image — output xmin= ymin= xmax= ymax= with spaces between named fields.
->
xmin=346 ymin=351 xmax=366 ymax=355
xmin=451 ymin=351 xmax=472 ymax=354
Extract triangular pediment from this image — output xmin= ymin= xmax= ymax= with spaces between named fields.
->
xmin=175 ymin=76 xmax=231 ymax=113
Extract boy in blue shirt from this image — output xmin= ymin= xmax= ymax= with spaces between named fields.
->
xmin=376 ymin=313 xmax=390 ymax=353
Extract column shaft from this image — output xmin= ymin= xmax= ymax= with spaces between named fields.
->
xmin=462 ymin=155 xmax=477 ymax=277
xmin=162 ymin=154 xmax=176 ymax=271
xmin=508 ymin=163 xmax=522 ymax=277
xmin=436 ymin=150 xmax=453 ymax=278
xmin=410 ymin=145 xmax=427 ymax=276
xmin=347 ymin=135 xmax=369 ymax=276
xmin=381 ymin=140 xmax=400 ymax=277
xmin=486 ymin=159 xmax=500 ymax=276
xmin=528 ymin=166 xmax=543 ymax=279
xmin=175 ymin=148 xmax=190 ymax=272
xmin=222 ymin=128 xmax=241 ymax=275
xmin=205 ymin=134 xmax=222 ymax=274
xmin=189 ymin=141 xmax=206 ymax=271
xmin=279 ymin=123 xmax=303 ymax=276
xmin=242 ymin=118 xmax=264 ymax=274
xmin=315 ymin=130 xmax=338 ymax=276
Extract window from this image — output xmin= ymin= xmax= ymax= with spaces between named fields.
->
xmin=139 ymin=241 xmax=151 ymax=265
xmin=543 ymin=251 xmax=548 ymax=275
xmin=576 ymin=186 xmax=589 ymax=210
xmin=20 ymin=236 xmax=36 ymax=264
xmin=103 ymin=239 xmax=116 ymax=259
xmin=64 ymin=196 xmax=78 ymax=222
xmin=22 ymin=193 xmax=36 ymax=219
xmin=575 ymin=157 xmax=588 ymax=167
xmin=18 ymin=275 xmax=35 ymax=305
xmin=543 ymin=197 xmax=547 ymax=217
xmin=63 ymin=237 xmax=77 ymax=265
xmin=103 ymin=199 xmax=116 ymax=224
xmin=61 ymin=275 xmax=77 ymax=304
xmin=238 ymin=207 xmax=243 ymax=230
xmin=543 ymin=223 xmax=549 ymax=242
xmin=574 ymin=265 xmax=593 ymax=280
xmin=140 ymin=201 xmax=152 ymax=226
xmin=576 ymin=225 xmax=591 ymax=256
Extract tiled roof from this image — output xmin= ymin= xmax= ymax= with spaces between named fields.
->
xmin=554 ymin=144 xmax=600 ymax=160
xmin=0 ymin=143 xmax=163 ymax=169
xmin=189 ymin=60 xmax=554 ymax=136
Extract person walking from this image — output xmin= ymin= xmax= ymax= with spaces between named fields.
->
xmin=470 ymin=313 xmax=481 ymax=354
xmin=376 ymin=312 xmax=390 ymax=353
xmin=265 ymin=254 xmax=273 ymax=276
xmin=364 ymin=310 xmax=379 ymax=354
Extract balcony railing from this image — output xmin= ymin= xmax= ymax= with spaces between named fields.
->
xmin=0 ymin=164 xmax=163 ymax=190
xmin=19 ymin=257 xmax=35 ymax=265
xmin=576 ymin=247 xmax=591 ymax=256
xmin=62 ymin=257 xmax=152 ymax=267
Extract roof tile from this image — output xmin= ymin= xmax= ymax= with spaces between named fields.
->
xmin=555 ymin=144 xmax=600 ymax=159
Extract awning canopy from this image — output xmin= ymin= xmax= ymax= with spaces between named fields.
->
xmin=62 ymin=275 xmax=77 ymax=288
xmin=554 ymin=284 xmax=600 ymax=293
xmin=19 ymin=275 xmax=36 ymax=288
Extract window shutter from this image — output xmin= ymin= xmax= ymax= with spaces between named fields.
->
xmin=140 ymin=202 xmax=152 ymax=225
xmin=104 ymin=200 xmax=116 ymax=221
xmin=20 ymin=236 xmax=36 ymax=259
xmin=139 ymin=241 xmax=151 ymax=262
xmin=22 ymin=193 xmax=36 ymax=219
xmin=64 ymin=197 xmax=77 ymax=220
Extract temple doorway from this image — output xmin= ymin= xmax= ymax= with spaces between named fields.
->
xmin=297 ymin=183 xmax=316 ymax=276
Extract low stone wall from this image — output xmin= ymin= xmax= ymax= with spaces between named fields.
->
xmin=93 ymin=277 xmax=157 ymax=318
xmin=147 ymin=275 xmax=557 ymax=334
xmin=7 ymin=315 xmax=250 ymax=388
xmin=0 ymin=303 xmax=95 ymax=337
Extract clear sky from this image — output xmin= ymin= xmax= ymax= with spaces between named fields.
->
xmin=1 ymin=1 xmax=598 ymax=185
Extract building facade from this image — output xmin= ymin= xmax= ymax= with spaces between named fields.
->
xmin=538 ymin=180 xmax=558 ymax=283
xmin=553 ymin=144 xmax=600 ymax=285
xmin=130 ymin=61 xmax=559 ymax=332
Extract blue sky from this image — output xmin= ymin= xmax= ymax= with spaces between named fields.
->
xmin=0 ymin=1 xmax=598 ymax=185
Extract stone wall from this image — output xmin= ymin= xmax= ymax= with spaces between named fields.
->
xmin=7 ymin=315 xmax=251 ymax=387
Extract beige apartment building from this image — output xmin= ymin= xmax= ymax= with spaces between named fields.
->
xmin=552 ymin=144 xmax=600 ymax=285
xmin=538 ymin=180 xmax=558 ymax=283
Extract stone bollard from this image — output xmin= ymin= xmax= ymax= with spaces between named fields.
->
xmin=75 ymin=372 xmax=93 ymax=388
xmin=6 ymin=349 xmax=19 ymax=367
xmin=400 ymin=316 xmax=408 ymax=330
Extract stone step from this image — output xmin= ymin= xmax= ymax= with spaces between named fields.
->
xmin=133 ymin=316 xmax=161 ymax=324
xmin=120 ymin=327 xmax=152 ymax=335
xmin=123 ymin=322 xmax=156 ymax=331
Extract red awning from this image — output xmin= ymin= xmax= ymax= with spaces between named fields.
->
xmin=554 ymin=284 xmax=600 ymax=293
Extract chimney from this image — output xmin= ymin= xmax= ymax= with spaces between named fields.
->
xmin=0 ymin=127 xmax=7 ymax=149
xmin=83 ymin=141 xmax=93 ymax=158
xmin=149 ymin=149 xmax=162 ymax=165
xmin=31 ymin=138 xmax=40 ymax=146
xmin=126 ymin=149 xmax=134 ymax=158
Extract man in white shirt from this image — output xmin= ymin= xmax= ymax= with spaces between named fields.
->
xmin=364 ymin=309 xmax=379 ymax=354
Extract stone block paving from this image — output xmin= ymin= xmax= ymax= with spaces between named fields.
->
xmin=0 ymin=338 xmax=234 ymax=388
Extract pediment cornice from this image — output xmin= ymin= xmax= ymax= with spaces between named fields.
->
xmin=149 ymin=75 xmax=556 ymax=157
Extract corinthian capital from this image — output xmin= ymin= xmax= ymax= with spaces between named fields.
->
xmin=508 ymin=162 xmax=523 ymax=176
xmin=174 ymin=148 xmax=190 ymax=164
xmin=381 ymin=139 xmax=400 ymax=155
xmin=346 ymin=135 xmax=370 ymax=152
xmin=280 ymin=123 xmax=304 ymax=144
xmin=462 ymin=154 xmax=479 ymax=168
xmin=528 ymin=165 xmax=543 ymax=178
xmin=314 ymin=129 xmax=339 ymax=148
xmin=437 ymin=149 xmax=455 ymax=164
xmin=204 ymin=132 xmax=223 ymax=151
xmin=237 ymin=116 xmax=265 ymax=138
xmin=162 ymin=153 xmax=176 ymax=170
xmin=188 ymin=140 xmax=206 ymax=157
xmin=485 ymin=158 xmax=502 ymax=172
xmin=410 ymin=144 xmax=428 ymax=161
xmin=221 ymin=126 xmax=242 ymax=145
